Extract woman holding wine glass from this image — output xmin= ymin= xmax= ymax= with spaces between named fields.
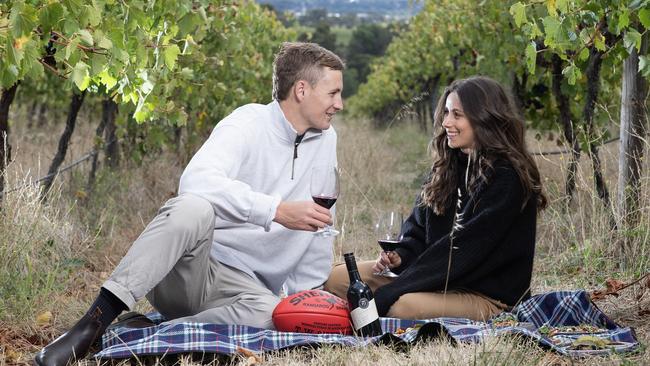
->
xmin=326 ymin=76 xmax=547 ymax=321
xmin=374 ymin=211 xmax=403 ymax=278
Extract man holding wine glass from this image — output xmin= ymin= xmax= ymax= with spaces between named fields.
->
xmin=36 ymin=42 xmax=345 ymax=366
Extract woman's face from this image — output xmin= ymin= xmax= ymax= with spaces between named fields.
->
xmin=442 ymin=92 xmax=475 ymax=154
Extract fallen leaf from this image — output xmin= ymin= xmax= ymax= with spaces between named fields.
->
xmin=605 ymin=279 xmax=625 ymax=294
xmin=591 ymin=277 xmax=631 ymax=300
xmin=237 ymin=347 xmax=262 ymax=364
xmin=590 ymin=290 xmax=608 ymax=301
xmin=36 ymin=311 xmax=53 ymax=326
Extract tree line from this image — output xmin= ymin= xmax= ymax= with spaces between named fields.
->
xmin=0 ymin=0 xmax=290 ymax=201
xmin=348 ymin=0 xmax=649 ymax=236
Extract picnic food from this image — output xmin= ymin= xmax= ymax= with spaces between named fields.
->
xmin=272 ymin=290 xmax=352 ymax=334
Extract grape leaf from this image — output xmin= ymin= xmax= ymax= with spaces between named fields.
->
xmin=639 ymin=9 xmax=650 ymax=28
xmin=163 ymin=44 xmax=181 ymax=71
xmin=525 ymin=41 xmax=536 ymax=74
xmin=10 ymin=2 xmax=37 ymax=38
xmin=99 ymin=69 xmax=118 ymax=90
xmin=72 ymin=61 xmax=90 ymax=90
xmin=510 ymin=2 xmax=527 ymax=27
xmin=624 ymin=28 xmax=642 ymax=52
xmin=639 ymin=56 xmax=650 ymax=78
xmin=77 ymin=29 xmax=94 ymax=47
xmin=39 ymin=3 xmax=64 ymax=33
xmin=562 ymin=63 xmax=581 ymax=85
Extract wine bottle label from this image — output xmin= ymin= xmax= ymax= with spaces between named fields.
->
xmin=350 ymin=298 xmax=379 ymax=329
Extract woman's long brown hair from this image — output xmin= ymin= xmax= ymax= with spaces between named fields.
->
xmin=421 ymin=76 xmax=547 ymax=214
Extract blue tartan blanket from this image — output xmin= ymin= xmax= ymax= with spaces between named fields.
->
xmin=95 ymin=291 xmax=639 ymax=359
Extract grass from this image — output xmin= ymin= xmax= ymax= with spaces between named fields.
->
xmin=0 ymin=106 xmax=648 ymax=365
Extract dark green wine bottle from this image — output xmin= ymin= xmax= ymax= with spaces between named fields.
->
xmin=344 ymin=252 xmax=383 ymax=337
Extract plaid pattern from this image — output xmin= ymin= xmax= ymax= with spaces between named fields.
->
xmin=95 ymin=291 xmax=638 ymax=360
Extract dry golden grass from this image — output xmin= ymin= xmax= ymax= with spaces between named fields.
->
xmin=0 ymin=107 xmax=648 ymax=365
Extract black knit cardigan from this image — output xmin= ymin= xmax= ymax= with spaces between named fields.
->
xmin=374 ymin=157 xmax=538 ymax=316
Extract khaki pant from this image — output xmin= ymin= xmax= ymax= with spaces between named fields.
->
xmin=103 ymin=194 xmax=280 ymax=329
xmin=324 ymin=261 xmax=507 ymax=321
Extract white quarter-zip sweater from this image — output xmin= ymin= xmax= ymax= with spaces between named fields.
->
xmin=179 ymin=100 xmax=337 ymax=296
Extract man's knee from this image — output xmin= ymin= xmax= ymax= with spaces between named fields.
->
xmin=161 ymin=194 xmax=215 ymax=233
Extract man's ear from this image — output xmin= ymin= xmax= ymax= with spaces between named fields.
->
xmin=294 ymin=80 xmax=307 ymax=102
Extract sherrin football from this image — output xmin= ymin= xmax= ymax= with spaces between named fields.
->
xmin=272 ymin=289 xmax=352 ymax=334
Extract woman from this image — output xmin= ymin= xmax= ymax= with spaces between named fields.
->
xmin=325 ymin=76 xmax=547 ymax=321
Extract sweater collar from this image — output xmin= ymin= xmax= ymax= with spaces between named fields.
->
xmin=269 ymin=100 xmax=323 ymax=143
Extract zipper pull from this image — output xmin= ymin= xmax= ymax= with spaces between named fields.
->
xmin=291 ymin=142 xmax=299 ymax=180
xmin=291 ymin=133 xmax=305 ymax=180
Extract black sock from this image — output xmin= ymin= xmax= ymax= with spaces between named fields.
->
xmin=86 ymin=287 xmax=128 ymax=328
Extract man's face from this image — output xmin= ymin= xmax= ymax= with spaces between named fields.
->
xmin=301 ymin=68 xmax=343 ymax=131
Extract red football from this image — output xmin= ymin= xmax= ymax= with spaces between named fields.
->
xmin=272 ymin=290 xmax=352 ymax=334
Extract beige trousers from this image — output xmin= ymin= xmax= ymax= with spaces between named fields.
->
xmin=103 ymin=194 xmax=280 ymax=329
xmin=324 ymin=261 xmax=507 ymax=321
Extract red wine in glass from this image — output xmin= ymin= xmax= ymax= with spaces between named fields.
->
xmin=374 ymin=212 xmax=403 ymax=277
xmin=377 ymin=239 xmax=400 ymax=252
xmin=310 ymin=166 xmax=340 ymax=237
xmin=312 ymin=196 xmax=337 ymax=209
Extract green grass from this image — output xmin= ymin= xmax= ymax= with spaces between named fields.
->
xmin=0 ymin=185 xmax=82 ymax=322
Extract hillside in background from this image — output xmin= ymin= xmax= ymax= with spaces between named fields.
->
xmin=259 ymin=0 xmax=422 ymax=17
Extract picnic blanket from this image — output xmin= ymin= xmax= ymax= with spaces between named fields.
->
xmin=95 ymin=290 xmax=639 ymax=360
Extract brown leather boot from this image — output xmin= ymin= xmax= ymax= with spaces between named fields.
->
xmin=34 ymin=307 xmax=104 ymax=366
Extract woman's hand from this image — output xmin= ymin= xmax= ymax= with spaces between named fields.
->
xmin=372 ymin=251 xmax=402 ymax=273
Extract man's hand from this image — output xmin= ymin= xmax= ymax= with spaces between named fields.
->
xmin=372 ymin=251 xmax=402 ymax=273
xmin=273 ymin=201 xmax=332 ymax=231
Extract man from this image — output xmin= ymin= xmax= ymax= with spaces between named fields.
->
xmin=36 ymin=42 xmax=344 ymax=366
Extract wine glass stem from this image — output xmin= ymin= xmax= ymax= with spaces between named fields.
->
xmin=381 ymin=251 xmax=391 ymax=274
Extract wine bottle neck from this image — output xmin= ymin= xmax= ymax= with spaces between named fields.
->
xmin=343 ymin=252 xmax=362 ymax=283
xmin=348 ymin=268 xmax=361 ymax=283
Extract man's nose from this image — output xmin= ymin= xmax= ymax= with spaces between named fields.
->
xmin=334 ymin=95 xmax=343 ymax=111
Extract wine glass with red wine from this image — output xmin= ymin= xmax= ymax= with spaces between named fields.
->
xmin=374 ymin=211 xmax=403 ymax=277
xmin=310 ymin=166 xmax=340 ymax=237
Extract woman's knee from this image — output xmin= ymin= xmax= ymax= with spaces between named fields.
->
xmin=386 ymin=295 xmax=416 ymax=319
